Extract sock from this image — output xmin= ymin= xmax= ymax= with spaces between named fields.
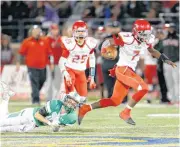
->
xmin=132 ymin=89 xmax=148 ymax=102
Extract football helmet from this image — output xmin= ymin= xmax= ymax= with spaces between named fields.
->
xmin=132 ymin=19 xmax=152 ymax=42
xmin=63 ymin=95 xmax=80 ymax=110
xmin=72 ymin=20 xmax=88 ymax=45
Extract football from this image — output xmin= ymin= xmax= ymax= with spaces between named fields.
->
xmin=101 ymin=45 xmax=118 ymax=60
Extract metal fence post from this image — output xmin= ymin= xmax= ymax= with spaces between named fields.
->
xmin=18 ymin=20 xmax=24 ymax=42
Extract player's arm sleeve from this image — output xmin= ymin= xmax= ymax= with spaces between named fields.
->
xmin=113 ymin=33 xmax=124 ymax=46
xmin=58 ymin=44 xmax=70 ymax=73
xmin=59 ymin=111 xmax=77 ymax=125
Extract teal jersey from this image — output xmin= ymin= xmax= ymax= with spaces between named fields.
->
xmin=33 ymin=100 xmax=64 ymax=126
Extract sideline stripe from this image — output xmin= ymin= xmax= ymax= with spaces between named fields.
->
xmin=147 ymin=114 xmax=180 ymax=118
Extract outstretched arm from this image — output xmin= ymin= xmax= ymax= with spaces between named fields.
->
xmin=148 ymin=47 xmax=177 ymax=68
xmin=34 ymin=107 xmax=51 ymax=125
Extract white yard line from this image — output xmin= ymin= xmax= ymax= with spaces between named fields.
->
xmin=147 ymin=114 xmax=180 ymax=118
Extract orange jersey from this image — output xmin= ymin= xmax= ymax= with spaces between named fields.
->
xmin=19 ymin=37 xmax=52 ymax=69
xmin=45 ymin=36 xmax=63 ymax=64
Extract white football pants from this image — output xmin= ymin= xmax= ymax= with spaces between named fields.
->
xmin=0 ymin=108 xmax=36 ymax=132
xmin=163 ymin=61 xmax=179 ymax=102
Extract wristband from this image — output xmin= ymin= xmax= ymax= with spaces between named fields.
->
xmin=159 ymin=53 xmax=170 ymax=62
xmin=90 ymin=67 xmax=95 ymax=77
xmin=47 ymin=121 xmax=51 ymax=126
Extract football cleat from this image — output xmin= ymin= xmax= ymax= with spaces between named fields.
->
xmin=119 ymin=111 xmax=136 ymax=125
xmin=78 ymin=104 xmax=91 ymax=125
xmin=1 ymin=81 xmax=15 ymax=101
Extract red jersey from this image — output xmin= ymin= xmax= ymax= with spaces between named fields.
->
xmin=19 ymin=37 xmax=52 ymax=69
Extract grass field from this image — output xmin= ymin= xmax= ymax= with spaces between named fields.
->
xmin=1 ymin=100 xmax=180 ymax=147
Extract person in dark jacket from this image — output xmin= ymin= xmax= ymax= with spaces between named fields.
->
xmin=162 ymin=23 xmax=179 ymax=104
xmin=155 ymin=29 xmax=171 ymax=103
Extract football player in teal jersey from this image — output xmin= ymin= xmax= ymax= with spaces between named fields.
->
xmin=0 ymin=81 xmax=81 ymax=132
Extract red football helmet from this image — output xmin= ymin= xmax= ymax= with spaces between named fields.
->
xmin=132 ymin=19 xmax=152 ymax=42
xmin=72 ymin=20 xmax=88 ymax=45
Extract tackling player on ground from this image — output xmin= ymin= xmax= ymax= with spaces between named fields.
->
xmin=59 ymin=20 xmax=98 ymax=102
xmin=78 ymin=19 xmax=176 ymax=125
xmin=0 ymin=81 xmax=81 ymax=132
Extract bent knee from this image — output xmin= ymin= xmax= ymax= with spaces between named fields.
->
xmin=110 ymin=97 xmax=122 ymax=106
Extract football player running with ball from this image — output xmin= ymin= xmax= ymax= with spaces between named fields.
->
xmin=0 ymin=82 xmax=81 ymax=132
xmin=59 ymin=20 xmax=98 ymax=103
xmin=78 ymin=19 xmax=176 ymax=125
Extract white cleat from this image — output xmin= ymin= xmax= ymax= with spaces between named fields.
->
xmin=1 ymin=81 xmax=15 ymax=101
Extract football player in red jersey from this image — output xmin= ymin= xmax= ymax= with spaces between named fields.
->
xmin=78 ymin=19 xmax=176 ymax=125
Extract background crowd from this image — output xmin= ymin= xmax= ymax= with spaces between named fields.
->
xmin=1 ymin=1 xmax=179 ymax=105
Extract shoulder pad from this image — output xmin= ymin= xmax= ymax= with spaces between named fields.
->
xmin=86 ymin=37 xmax=98 ymax=49
xmin=61 ymin=37 xmax=76 ymax=50
xmin=118 ymin=32 xmax=134 ymax=44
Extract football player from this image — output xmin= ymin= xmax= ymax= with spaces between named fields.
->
xmin=0 ymin=82 xmax=80 ymax=132
xmin=59 ymin=20 xmax=98 ymax=102
xmin=78 ymin=19 xmax=176 ymax=125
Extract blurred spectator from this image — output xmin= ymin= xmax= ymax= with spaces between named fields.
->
xmin=18 ymin=26 xmax=53 ymax=104
xmin=111 ymin=2 xmax=126 ymax=21
xmin=162 ymin=23 xmax=179 ymax=104
xmin=171 ymin=2 xmax=179 ymax=13
xmin=57 ymin=1 xmax=72 ymax=18
xmin=82 ymin=4 xmax=96 ymax=19
xmin=43 ymin=1 xmax=60 ymax=23
xmin=127 ymin=1 xmax=148 ymax=18
xmin=45 ymin=24 xmax=64 ymax=101
xmin=93 ymin=1 xmax=104 ymax=18
xmin=1 ymin=1 xmax=30 ymax=20
xmin=100 ymin=36 xmax=119 ymax=98
xmin=1 ymin=34 xmax=14 ymax=71
xmin=155 ymin=29 xmax=170 ymax=103
xmin=29 ymin=1 xmax=45 ymax=21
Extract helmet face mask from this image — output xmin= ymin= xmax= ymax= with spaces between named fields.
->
xmin=72 ymin=20 xmax=88 ymax=46
xmin=73 ymin=28 xmax=88 ymax=45
xmin=136 ymin=30 xmax=152 ymax=42
xmin=63 ymin=96 xmax=79 ymax=110
xmin=133 ymin=19 xmax=152 ymax=43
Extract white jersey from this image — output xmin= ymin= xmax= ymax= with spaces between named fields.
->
xmin=144 ymin=38 xmax=158 ymax=65
xmin=116 ymin=32 xmax=155 ymax=71
xmin=62 ymin=37 xmax=97 ymax=71
xmin=144 ymin=50 xmax=157 ymax=65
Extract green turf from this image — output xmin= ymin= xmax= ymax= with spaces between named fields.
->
xmin=1 ymin=101 xmax=180 ymax=147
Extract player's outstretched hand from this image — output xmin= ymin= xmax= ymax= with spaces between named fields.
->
xmin=48 ymin=121 xmax=59 ymax=128
xmin=64 ymin=71 xmax=72 ymax=86
xmin=166 ymin=60 xmax=177 ymax=68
